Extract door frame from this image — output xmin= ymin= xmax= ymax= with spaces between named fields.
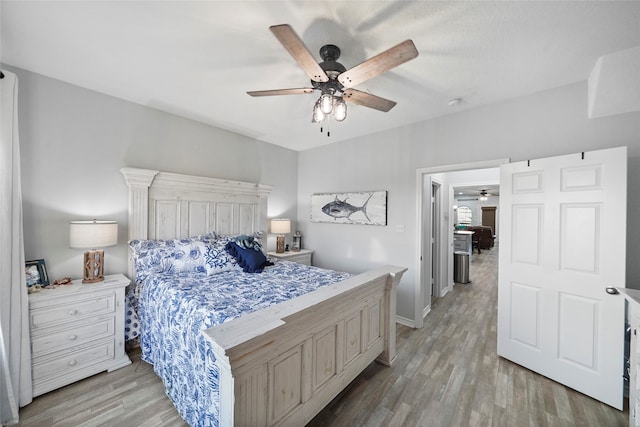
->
xmin=415 ymin=158 xmax=509 ymax=328
xmin=431 ymin=178 xmax=442 ymax=302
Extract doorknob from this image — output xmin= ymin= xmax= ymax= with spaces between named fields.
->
xmin=605 ymin=286 xmax=619 ymax=295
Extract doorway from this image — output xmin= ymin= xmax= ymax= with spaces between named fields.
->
xmin=415 ymin=158 xmax=508 ymax=329
xmin=482 ymin=206 xmax=497 ymax=233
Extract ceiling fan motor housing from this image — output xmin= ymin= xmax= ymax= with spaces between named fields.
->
xmin=314 ymin=44 xmax=347 ymax=93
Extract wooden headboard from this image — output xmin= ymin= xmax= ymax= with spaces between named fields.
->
xmin=121 ymin=168 xmax=272 ymax=276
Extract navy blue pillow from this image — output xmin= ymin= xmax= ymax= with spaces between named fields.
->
xmin=225 ymin=242 xmax=272 ymax=273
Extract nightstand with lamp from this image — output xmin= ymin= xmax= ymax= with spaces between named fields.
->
xmin=268 ymin=221 xmax=313 ymax=265
xmin=27 ymin=219 xmax=131 ymax=397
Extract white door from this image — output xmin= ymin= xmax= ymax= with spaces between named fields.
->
xmin=498 ymin=146 xmax=627 ymax=409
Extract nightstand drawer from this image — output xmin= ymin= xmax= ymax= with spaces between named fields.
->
xmin=268 ymin=249 xmax=313 ymax=266
xmin=283 ymin=253 xmax=311 ymax=265
xmin=30 ymin=293 xmax=115 ymax=328
xmin=31 ymin=317 xmax=115 ymax=356
xmin=32 ymin=339 xmax=115 ymax=382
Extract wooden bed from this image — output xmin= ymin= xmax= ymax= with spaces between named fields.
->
xmin=121 ymin=167 xmax=406 ymax=426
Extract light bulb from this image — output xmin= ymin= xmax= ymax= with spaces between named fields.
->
xmin=312 ymin=102 xmax=326 ymax=123
xmin=333 ymin=97 xmax=347 ymax=122
xmin=319 ymin=93 xmax=334 ymax=114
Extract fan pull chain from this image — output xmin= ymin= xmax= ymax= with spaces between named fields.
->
xmin=319 ymin=124 xmax=331 ymax=137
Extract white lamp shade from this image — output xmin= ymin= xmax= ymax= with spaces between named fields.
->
xmin=70 ymin=220 xmax=118 ymax=249
xmin=271 ymin=218 xmax=291 ymax=234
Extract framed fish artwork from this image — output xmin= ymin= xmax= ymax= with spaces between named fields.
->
xmin=310 ymin=191 xmax=387 ymax=225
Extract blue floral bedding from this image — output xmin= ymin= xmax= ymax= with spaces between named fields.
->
xmin=133 ymin=259 xmax=350 ymax=426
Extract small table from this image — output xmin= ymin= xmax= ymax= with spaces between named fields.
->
xmin=268 ymin=249 xmax=313 ymax=266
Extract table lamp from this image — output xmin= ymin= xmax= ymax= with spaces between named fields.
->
xmin=271 ymin=218 xmax=291 ymax=253
xmin=70 ymin=220 xmax=118 ymax=283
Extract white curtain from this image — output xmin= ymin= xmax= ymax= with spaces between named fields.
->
xmin=0 ymin=70 xmax=32 ymax=425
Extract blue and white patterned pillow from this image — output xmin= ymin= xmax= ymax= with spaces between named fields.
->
xmin=204 ymin=237 xmax=240 ymax=275
xmin=129 ymin=233 xmax=219 ymax=281
xmin=163 ymin=241 xmax=209 ymax=275
xmin=128 ymin=238 xmax=180 ymax=281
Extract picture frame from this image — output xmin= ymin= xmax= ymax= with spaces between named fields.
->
xmin=25 ymin=259 xmax=50 ymax=287
xmin=310 ymin=191 xmax=387 ymax=225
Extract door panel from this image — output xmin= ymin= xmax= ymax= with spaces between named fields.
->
xmin=511 ymin=204 xmax=543 ymax=265
xmin=561 ymin=204 xmax=600 ymax=273
xmin=498 ymin=146 xmax=627 ymax=409
xmin=558 ymin=293 xmax=597 ymax=369
xmin=509 ymin=282 xmax=541 ymax=349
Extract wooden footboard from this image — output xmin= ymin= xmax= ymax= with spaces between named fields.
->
xmin=205 ymin=266 xmax=406 ymax=426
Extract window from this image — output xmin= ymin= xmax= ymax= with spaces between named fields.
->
xmin=457 ymin=206 xmax=472 ymax=224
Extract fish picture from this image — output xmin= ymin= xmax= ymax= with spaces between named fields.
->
xmin=311 ymin=191 xmax=387 ymax=225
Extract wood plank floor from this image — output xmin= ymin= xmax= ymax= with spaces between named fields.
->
xmin=17 ymin=245 xmax=628 ymax=426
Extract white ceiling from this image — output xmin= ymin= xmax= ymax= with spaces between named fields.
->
xmin=2 ymin=1 xmax=639 ymax=151
xmin=454 ymin=184 xmax=500 ymax=199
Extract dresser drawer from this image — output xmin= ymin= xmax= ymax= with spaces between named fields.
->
xmin=31 ymin=317 xmax=115 ymax=356
xmin=454 ymin=240 xmax=467 ymax=251
xmin=30 ymin=293 xmax=115 ymax=328
xmin=32 ymin=339 xmax=115 ymax=382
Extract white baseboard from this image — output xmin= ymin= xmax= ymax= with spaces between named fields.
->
xmin=423 ymin=305 xmax=431 ymax=319
xmin=396 ymin=315 xmax=416 ymax=328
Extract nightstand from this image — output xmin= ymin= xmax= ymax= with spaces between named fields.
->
xmin=28 ymin=273 xmax=131 ymax=396
xmin=268 ymin=249 xmax=314 ymax=266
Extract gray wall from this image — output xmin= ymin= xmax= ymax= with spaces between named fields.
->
xmin=9 ymin=64 xmax=640 ymax=325
xmin=298 ymin=81 xmax=640 ymax=321
xmin=7 ymin=65 xmax=299 ymax=281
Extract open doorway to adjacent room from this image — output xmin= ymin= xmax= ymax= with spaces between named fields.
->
xmin=415 ymin=158 xmax=507 ymax=329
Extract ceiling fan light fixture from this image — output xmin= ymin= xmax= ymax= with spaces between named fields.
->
xmin=250 ymin=25 xmax=419 ymax=128
xmin=312 ymin=101 xmax=326 ymax=123
xmin=319 ymin=93 xmax=334 ymax=114
xmin=333 ymin=96 xmax=347 ymax=122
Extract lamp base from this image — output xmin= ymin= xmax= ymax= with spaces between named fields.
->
xmin=276 ymin=235 xmax=285 ymax=254
xmin=82 ymin=250 xmax=105 ymax=283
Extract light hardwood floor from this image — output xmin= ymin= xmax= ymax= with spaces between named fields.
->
xmin=17 ymin=245 xmax=628 ymax=426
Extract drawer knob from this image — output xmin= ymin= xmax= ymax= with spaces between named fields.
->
xmin=69 ymin=309 xmax=78 ymax=316
xmin=68 ymin=359 xmax=77 ymax=367
xmin=68 ymin=335 xmax=78 ymax=341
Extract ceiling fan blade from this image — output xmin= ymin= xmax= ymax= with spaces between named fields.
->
xmin=247 ymin=88 xmax=315 ymax=97
xmin=270 ymin=24 xmax=329 ymax=83
xmin=343 ymin=89 xmax=397 ymax=112
xmin=338 ymin=40 xmax=418 ymax=88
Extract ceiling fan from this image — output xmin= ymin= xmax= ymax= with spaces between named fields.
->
xmin=247 ymin=24 xmax=419 ymax=124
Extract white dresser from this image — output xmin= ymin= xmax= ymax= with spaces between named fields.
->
xmin=618 ymin=288 xmax=640 ymax=427
xmin=28 ymin=273 xmax=131 ymax=396
xmin=268 ymin=249 xmax=313 ymax=265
